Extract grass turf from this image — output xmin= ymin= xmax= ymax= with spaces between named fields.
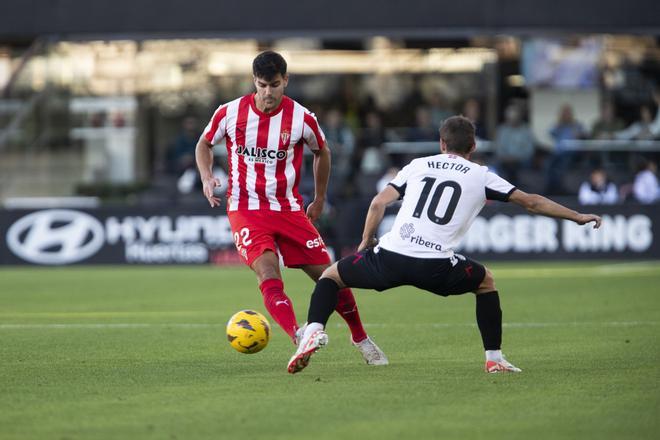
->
xmin=0 ymin=261 xmax=659 ymax=440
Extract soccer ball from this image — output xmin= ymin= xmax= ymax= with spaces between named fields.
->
xmin=226 ymin=310 xmax=271 ymax=354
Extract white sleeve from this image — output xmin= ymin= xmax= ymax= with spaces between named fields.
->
xmin=634 ymin=172 xmax=660 ymax=204
xmin=302 ymin=110 xmax=326 ymax=151
xmin=651 ymin=108 xmax=660 ymax=136
xmin=603 ymin=183 xmax=619 ymax=204
xmin=485 ymin=170 xmax=516 ymax=202
xmin=578 ymin=182 xmax=596 ymax=205
xmin=201 ymin=104 xmax=228 ymax=145
xmin=387 ymin=163 xmax=415 ymax=197
xmin=615 ymin=123 xmax=640 ymax=140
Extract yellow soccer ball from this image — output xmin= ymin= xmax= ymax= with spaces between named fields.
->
xmin=226 ymin=310 xmax=271 ymax=354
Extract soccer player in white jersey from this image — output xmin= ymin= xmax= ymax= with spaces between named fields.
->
xmin=288 ymin=115 xmax=602 ymax=374
xmin=195 ymin=51 xmax=386 ymax=365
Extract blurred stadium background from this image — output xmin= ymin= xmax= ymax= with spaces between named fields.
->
xmin=1 ymin=2 xmax=659 ymax=439
xmin=1 ymin=0 xmax=659 ymax=265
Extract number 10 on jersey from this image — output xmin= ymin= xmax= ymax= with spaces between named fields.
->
xmin=412 ymin=178 xmax=462 ymax=225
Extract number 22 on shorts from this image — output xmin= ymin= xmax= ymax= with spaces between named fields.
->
xmin=233 ymin=227 xmax=252 ymax=252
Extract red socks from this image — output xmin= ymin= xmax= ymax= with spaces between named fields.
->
xmin=336 ymin=288 xmax=368 ymax=343
xmin=259 ymin=280 xmax=368 ymax=344
xmin=259 ymin=279 xmax=298 ymax=342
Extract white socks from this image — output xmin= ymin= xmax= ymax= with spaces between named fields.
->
xmin=303 ymin=322 xmax=324 ymax=340
xmin=486 ymin=350 xmax=503 ymax=362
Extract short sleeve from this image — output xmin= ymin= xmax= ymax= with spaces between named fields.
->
xmin=302 ymin=111 xmax=326 ymax=151
xmin=202 ymin=105 xmax=228 ymax=146
xmin=387 ymin=163 xmax=415 ymax=198
xmin=485 ymin=171 xmax=516 ymax=201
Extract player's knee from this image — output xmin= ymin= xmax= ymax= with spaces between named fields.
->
xmin=320 ymin=263 xmax=344 ymax=287
xmin=253 ymin=263 xmax=280 ymax=283
xmin=477 ymin=267 xmax=496 ymax=293
xmin=320 ymin=264 xmax=338 ymax=280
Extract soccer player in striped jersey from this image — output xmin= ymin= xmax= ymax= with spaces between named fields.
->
xmin=195 ymin=51 xmax=387 ymax=365
xmin=288 ymin=116 xmax=602 ymax=374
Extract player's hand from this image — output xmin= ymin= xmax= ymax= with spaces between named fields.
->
xmin=202 ymin=176 xmax=222 ymax=207
xmin=306 ymin=197 xmax=324 ymax=222
xmin=576 ymin=213 xmax=602 ymax=229
xmin=357 ymin=237 xmax=378 ymax=252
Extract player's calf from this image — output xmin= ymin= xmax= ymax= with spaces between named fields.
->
xmin=474 ymin=290 xmax=521 ymax=372
xmin=259 ymin=278 xmax=299 ymax=343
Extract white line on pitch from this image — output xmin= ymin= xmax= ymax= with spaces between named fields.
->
xmin=0 ymin=323 xmax=218 ymax=329
xmin=0 ymin=321 xmax=657 ymax=330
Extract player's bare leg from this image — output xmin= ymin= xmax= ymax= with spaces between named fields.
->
xmin=474 ymin=267 xmax=521 ymax=373
xmin=252 ymin=251 xmax=299 ymax=343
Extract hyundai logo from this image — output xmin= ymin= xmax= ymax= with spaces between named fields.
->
xmin=6 ymin=209 xmax=105 ymax=265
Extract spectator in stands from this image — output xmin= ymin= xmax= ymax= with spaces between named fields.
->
xmin=322 ymin=108 xmax=355 ymax=178
xmin=344 ymin=111 xmax=388 ymax=196
xmin=167 ymin=116 xmax=200 ymax=175
xmin=578 ymin=168 xmax=618 ymax=205
xmin=616 ymin=105 xmax=660 ymax=141
xmin=462 ymin=98 xmax=488 ymax=140
xmin=545 ymin=104 xmax=586 ymax=194
xmin=633 ymin=158 xmax=659 ymax=204
xmin=591 ymin=101 xmax=625 ymax=140
xmin=494 ymin=104 xmax=536 ymax=186
xmin=407 ymin=106 xmax=439 ymax=142
xmin=356 ymin=110 xmax=387 ymax=171
xmin=550 ymin=104 xmax=586 ymax=148
xmin=427 ymin=91 xmax=453 ymax=129
xmin=359 ymin=111 xmax=387 ymax=150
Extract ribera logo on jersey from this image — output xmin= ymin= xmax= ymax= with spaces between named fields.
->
xmin=399 ymin=223 xmax=415 ymax=240
xmin=6 ymin=209 xmax=105 ymax=265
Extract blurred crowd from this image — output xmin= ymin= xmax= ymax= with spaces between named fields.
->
xmin=165 ymin=89 xmax=660 ymax=207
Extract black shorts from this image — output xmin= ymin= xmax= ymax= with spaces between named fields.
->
xmin=337 ymin=247 xmax=486 ymax=297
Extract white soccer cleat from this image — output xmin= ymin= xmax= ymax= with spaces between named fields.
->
xmin=294 ymin=324 xmax=306 ymax=346
xmin=485 ymin=355 xmax=522 ymax=373
xmin=352 ymin=336 xmax=389 ymax=366
xmin=287 ymin=329 xmax=328 ymax=374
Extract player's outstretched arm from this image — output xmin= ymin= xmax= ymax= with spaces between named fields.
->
xmin=306 ymin=146 xmax=331 ymax=222
xmin=195 ymin=137 xmax=221 ymax=207
xmin=509 ymin=189 xmax=602 ymax=228
xmin=358 ymin=186 xmax=401 ymax=251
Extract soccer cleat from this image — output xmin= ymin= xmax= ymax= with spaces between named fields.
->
xmin=293 ymin=324 xmax=305 ymax=346
xmin=485 ymin=356 xmax=522 ymax=373
xmin=287 ymin=329 xmax=328 ymax=374
xmin=352 ymin=336 xmax=389 ymax=366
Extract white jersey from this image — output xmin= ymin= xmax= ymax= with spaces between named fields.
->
xmin=378 ymin=153 xmax=515 ymax=259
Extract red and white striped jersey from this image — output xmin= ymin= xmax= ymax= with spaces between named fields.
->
xmin=202 ymin=94 xmax=326 ymax=212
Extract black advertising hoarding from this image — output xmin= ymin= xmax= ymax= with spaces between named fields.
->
xmin=0 ymin=207 xmax=239 ymax=266
xmin=379 ymin=204 xmax=659 ymax=261
xmin=1 ymin=204 xmax=659 ymax=266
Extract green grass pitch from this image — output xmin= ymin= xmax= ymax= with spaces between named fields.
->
xmin=1 ymin=261 xmax=659 ymax=440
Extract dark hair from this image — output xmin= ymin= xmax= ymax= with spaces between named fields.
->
xmin=439 ymin=115 xmax=475 ymax=154
xmin=635 ymin=155 xmax=653 ymax=173
xmin=252 ymin=51 xmax=287 ymax=80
